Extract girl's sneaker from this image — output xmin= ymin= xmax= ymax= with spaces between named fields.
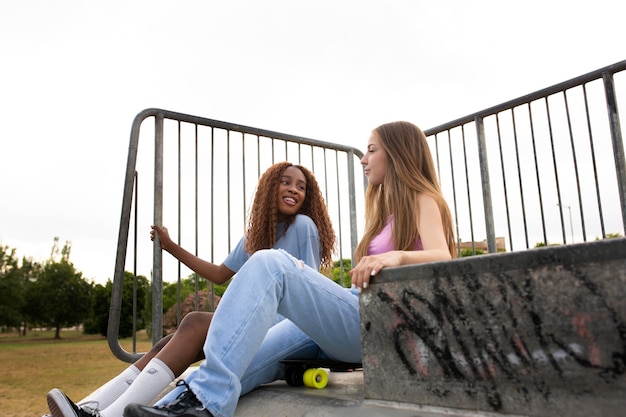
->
xmin=47 ymin=389 xmax=99 ymax=417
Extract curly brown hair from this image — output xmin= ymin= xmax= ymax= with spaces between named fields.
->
xmin=244 ymin=162 xmax=336 ymax=272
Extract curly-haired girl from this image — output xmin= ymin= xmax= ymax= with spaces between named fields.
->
xmin=244 ymin=162 xmax=335 ymax=273
xmin=47 ymin=162 xmax=336 ymax=417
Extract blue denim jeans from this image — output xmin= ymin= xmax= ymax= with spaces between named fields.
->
xmin=155 ymin=249 xmax=361 ymax=417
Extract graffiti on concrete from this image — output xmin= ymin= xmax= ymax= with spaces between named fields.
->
xmin=372 ymin=262 xmax=626 ymax=411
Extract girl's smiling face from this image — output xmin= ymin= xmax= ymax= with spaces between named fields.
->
xmin=360 ymin=132 xmax=388 ymax=186
xmin=276 ymin=166 xmax=307 ymax=218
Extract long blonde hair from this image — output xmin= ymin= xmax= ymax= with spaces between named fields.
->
xmin=353 ymin=121 xmax=456 ymax=262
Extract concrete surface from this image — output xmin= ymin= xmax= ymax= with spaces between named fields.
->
xmin=234 ymin=371 xmax=527 ymax=417
xmin=162 ymin=368 xmax=526 ymax=417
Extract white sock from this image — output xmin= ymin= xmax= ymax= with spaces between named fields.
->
xmin=78 ymin=365 xmax=140 ymax=410
xmin=100 ymin=358 xmax=175 ymax=417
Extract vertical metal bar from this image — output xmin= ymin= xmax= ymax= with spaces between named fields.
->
xmin=347 ymin=150 xmax=359 ymax=271
xmin=475 ymin=116 xmax=496 ymax=253
xmin=545 ymin=97 xmax=567 ymax=245
xmin=461 ymin=125 xmax=476 ymax=253
xmin=582 ymin=84 xmax=605 ymax=239
xmin=511 ymin=109 xmax=529 ymax=249
xmin=132 ymin=171 xmax=138 ymax=353
xmin=177 ymin=121 xmax=182 ymax=326
xmin=242 ymin=133 xmax=247 ymax=235
xmin=494 ymin=113 xmax=512 ymax=252
xmin=446 ymin=130 xmax=461 ymax=257
xmin=528 ymin=103 xmax=548 ymax=245
xmin=227 ymin=130 xmax=231 ymax=252
xmin=603 ymin=71 xmax=626 ymax=234
xmin=257 ymin=136 xmax=262 ymax=177
xmin=333 ymin=150 xmax=343 ymax=285
xmin=209 ymin=128 xmax=215 ymax=312
xmin=433 ymin=134 xmax=441 ymax=181
xmin=152 ymin=113 xmax=164 ymax=345
xmin=194 ymin=124 xmax=199 ymax=311
xmin=563 ymin=90 xmax=585 ymax=243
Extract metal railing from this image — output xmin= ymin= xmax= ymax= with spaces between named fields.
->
xmin=108 ymin=110 xmax=366 ymax=362
xmin=425 ymin=60 xmax=625 ymax=253
xmin=108 ymin=60 xmax=625 ymax=362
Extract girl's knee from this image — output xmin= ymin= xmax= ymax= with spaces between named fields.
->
xmin=250 ymin=248 xmax=302 ymax=269
xmin=179 ymin=311 xmax=213 ymax=334
xmin=248 ymin=248 xmax=275 ymax=262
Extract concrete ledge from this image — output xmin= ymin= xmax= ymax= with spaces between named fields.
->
xmin=359 ymin=238 xmax=626 ymax=417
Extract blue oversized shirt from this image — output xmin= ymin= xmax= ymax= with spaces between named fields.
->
xmin=223 ymin=214 xmax=321 ymax=273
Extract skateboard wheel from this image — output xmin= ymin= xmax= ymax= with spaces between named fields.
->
xmin=285 ymin=367 xmax=305 ymax=387
xmin=303 ymin=368 xmax=328 ymax=389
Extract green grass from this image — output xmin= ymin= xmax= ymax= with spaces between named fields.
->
xmin=0 ymin=330 xmax=153 ymax=417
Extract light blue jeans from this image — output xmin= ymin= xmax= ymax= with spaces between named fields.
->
xmin=155 ymin=249 xmax=361 ymax=417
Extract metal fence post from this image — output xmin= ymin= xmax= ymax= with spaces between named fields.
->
xmin=152 ymin=113 xmax=164 ymax=345
xmin=603 ymin=71 xmax=626 ymax=234
xmin=475 ymin=116 xmax=497 ymax=253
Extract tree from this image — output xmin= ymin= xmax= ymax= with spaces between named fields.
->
xmin=162 ymin=290 xmax=221 ymax=333
xmin=25 ymin=238 xmax=92 ymax=339
xmin=83 ymin=281 xmax=111 ymax=336
xmin=331 ymin=259 xmax=352 ymax=287
xmin=534 ymin=241 xmax=561 ymax=248
xmin=139 ymin=274 xmax=226 ymax=337
xmin=0 ymin=244 xmax=25 ymax=330
xmin=460 ymin=247 xmax=485 ymax=257
xmin=162 ymin=274 xmax=227 ymax=314
xmin=26 ymin=259 xmax=92 ymax=338
xmin=17 ymin=256 xmax=42 ymax=335
xmin=0 ymin=244 xmax=43 ymax=334
xmin=118 ymin=272 xmax=149 ymax=338
xmin=84 ymin=271 xmax=150 ymax=338
xmin=596 ymin=232 xmax=623 ymax=240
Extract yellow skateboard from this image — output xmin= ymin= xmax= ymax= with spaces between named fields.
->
xmin=280 ymin=359 xmax=362 ymax=389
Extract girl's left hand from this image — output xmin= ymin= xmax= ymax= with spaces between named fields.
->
xmin=349 ymin=251 xmax=404 ymax=291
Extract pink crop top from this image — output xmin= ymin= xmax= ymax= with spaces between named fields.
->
xmin=368 ymin=215 xmax=423 ymax=255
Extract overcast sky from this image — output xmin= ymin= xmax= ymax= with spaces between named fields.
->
xmin=1 ymin=0 xmax=624 ymax=284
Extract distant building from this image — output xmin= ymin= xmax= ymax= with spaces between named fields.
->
xmin=459 ymin=237 xmax=506 ymax=252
